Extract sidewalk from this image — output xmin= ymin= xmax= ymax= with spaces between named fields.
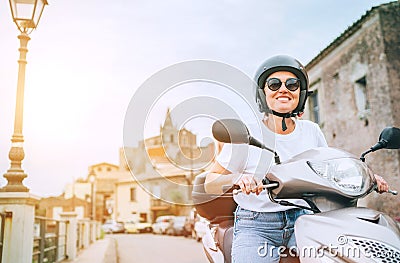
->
xmin=69 ymin=237 xmax=117 ymax=263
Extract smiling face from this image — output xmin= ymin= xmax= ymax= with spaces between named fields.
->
xmin=264 ymin=71 xmax=300 ymax=113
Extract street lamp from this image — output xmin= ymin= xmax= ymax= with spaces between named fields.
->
xmin=88 ymin=170 xmax=96 ymax=220
xmin=1 ymin=0 xmax=48 ymax=192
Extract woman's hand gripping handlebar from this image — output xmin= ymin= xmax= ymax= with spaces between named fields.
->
xmin=232 ymin=175 xmax=278 ymax=195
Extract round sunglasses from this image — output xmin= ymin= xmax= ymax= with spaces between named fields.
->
xmin=265 ymin=77 xmax=300 ymax=92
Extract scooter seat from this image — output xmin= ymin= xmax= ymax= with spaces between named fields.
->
xmin=192 ymin=172 xmax=238 ymax=223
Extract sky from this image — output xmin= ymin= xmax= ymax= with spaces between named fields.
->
xmin=0 ymin=0 xmax=394 ymax=197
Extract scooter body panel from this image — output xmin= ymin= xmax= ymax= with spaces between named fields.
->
xmin=202 ymin=228 xmax=225 ymax=263
xmin=295 ymin=207 xmax=400 ymax=262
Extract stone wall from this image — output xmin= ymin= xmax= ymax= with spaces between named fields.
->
xmin=305 ymin=2 xmax=400 ymax=217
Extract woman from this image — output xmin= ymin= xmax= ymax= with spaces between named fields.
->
xmin=205 ymin=55 xmax=389 ymax=262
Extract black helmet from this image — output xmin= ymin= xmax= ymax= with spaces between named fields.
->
xmin=254 ymin=54 xmax=309 ymax=115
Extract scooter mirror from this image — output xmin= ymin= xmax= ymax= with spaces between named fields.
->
xmin=378 ymin=127 xmax=400 ymax=150
xmin=212 ymin=119 xmax=250 ymax=144
xmin=370 ymin=127 xmax=400 ymax=152
xmin=212 ymin=119 xmax=280 ymax=162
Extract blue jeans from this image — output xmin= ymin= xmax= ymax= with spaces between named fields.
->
xmin=232 ymin=206 xmax=309 ymax=263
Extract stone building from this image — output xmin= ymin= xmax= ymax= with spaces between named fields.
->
xmin=303 ymin=1 xmax=400 ymax=217
xmin=37 ymin=195 xmax=90 ymax=220
xmin=39 ymin=177 xmax=92 ymax=220
xmin=63 ymin=162 xmax=128 ymax=223
xmin=118 ymin=109 xmax=215 ymax=221
xmin=89 ymin=163 xmax=122 ymax=222
xmin=121 ymin=108 xmax=215 ymax=175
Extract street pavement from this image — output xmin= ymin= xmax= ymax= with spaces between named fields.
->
xmin=116 ymin=233 xmax=206 ymax=263
xmin=70 ymin=237 xmax=117 ymax=263
xmin=72 ymin=233 xmax=206 ymax=263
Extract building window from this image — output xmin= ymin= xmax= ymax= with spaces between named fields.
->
xmin=354 ymin=76 xmax=370 ymax=121
xmin=180 ymin=130 xmax=188 ymax=146
xmin=309 ymin=90 xmax=320 ymax=124
xmin=139 ymin=213 xmax=147 ymax=222
xmin=130 ymin=188 xmax=136 ymax=202
xmin=153 ymin=185 xmax=161 ymax=198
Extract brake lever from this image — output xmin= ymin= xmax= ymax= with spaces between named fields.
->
xmin=374 ymin=186 xmax=398 ymax=195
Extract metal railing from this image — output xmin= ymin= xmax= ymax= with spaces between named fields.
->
xmin=0 ymin=208 xmax=100 ymax=262
xmin=77 ymin=219 xmax=97 ymax=252
xmin=32 ymin=216 xmax=68 ymax=263
xmin=77 ymin=221 xmax=85 ymax=252
xmin=0 ymin=212 xmax=12 ymax=263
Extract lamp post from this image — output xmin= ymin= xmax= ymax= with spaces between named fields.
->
xmin=88 ymin=170 xmax=96 ymax=221
xmin=1 ymin=0 xmax=48 ymax=192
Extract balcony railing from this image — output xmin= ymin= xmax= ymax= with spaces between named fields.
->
xmin=150 ymin=199 xmax=171 ymax=211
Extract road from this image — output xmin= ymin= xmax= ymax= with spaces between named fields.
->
xmin=113 ymin=233 xmax=207 ymax=263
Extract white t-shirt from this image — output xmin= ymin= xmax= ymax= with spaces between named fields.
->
xmin=216 ymin=119 xmax=328 ymax=212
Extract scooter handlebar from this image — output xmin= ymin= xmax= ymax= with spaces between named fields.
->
xmin=374 ymin=185 xmax=398 ymax=195
xmin=232 ymin=183 xmax=279 ymax=195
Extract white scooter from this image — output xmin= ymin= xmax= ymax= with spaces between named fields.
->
xmin=192 ymin=119 xmax=400 ymax=263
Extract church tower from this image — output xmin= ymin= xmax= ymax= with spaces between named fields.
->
xmin=160 ymin=107 xmax=177 ymax=145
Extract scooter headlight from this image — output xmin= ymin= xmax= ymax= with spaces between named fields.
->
xmin=307 ymin=158 xmax=373 ymax=196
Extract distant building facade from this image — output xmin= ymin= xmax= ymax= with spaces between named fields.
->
xmin=63 ymin=162 xmax=128 ymax=223
xmin=303 ymin=1 xmax=400 ymax=217
xmin=115 ymin=177 xmax=151 ymax=223
xmin=117 ymin=109 xmax=215 ymax=222
xmin=37 ymin=195 xmax=90 ymax=220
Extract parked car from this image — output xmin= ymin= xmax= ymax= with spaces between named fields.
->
xmin=183 ymin=208 xmax=199 ymax=239
xmin=124 ymin=219 xmax=153 ymax=234
xmin=101 ymin=220 xmax=125 ymax=234
xmin=193 ymin=216 xmax=208 ymax=241
xmin=183 ymin=216 xmax=195 ymax=238
xmin=165 ymin=216 xmax=190 ymax=236
xmin=152 ymin=215 xmax=175 ymax=235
